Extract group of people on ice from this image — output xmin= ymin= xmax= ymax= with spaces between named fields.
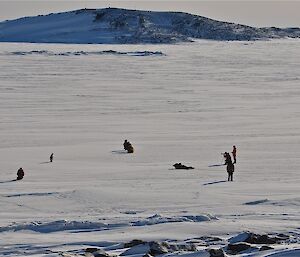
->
xmin=14 ymin=143 xmax=237 ymax=182
xmin=172 ymin=146 xmax=237 ymax=181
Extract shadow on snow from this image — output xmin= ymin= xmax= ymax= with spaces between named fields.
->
xmin=203 ymin=180 xmax=227 ymax=186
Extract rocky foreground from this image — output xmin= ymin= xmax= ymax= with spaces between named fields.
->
xmin=0 ymin=8 xmax=300 ymax=44
xmin=57 ymin=232 xmax=300 ymax=257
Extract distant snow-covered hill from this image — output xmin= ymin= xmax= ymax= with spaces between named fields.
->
xmin=0 ymin=8 xmax=299 ymax=44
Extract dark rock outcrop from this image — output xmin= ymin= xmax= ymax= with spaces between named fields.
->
xmin=259 ymin=245 xmax=274 ymax=251
xmin=124 ymin=239 xmax=146 ymax=248
xmin=227 ymin=243 xmax=253 ymax=254
xmin=85 ymin=248 xmax=100 ymax=253
xmin=91 ymin=249 xmax=114 ymax=257
xmin=208 ymin=248 xmax=226 ymax=257
xmin=245 ymin=233 xmax=278 ymax=244
xmin=230 ymin=232 xmax=290 ymax=245
xmin=148 ymin=241 xmax=169 ymax=255
xmin=168 ymin=243 xmax=197 ymax=252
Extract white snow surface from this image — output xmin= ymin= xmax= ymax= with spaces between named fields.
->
xmin=0 ymin=40 xmax=300 ymax=256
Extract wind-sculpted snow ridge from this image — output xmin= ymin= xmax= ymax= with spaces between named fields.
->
xmin=0 ymin=220 xmax=108 ymax=233
xmin=5 ymin=192 xmax=60 ymax=197
xmin=244 ymin=198 xmax=300 ymax=207
xmin=0 ymin=8 xmax=299 ymax=44
xmin=8 ymin=50 xmax=165 ymax=56
xmin=0 ymin=214 xmax=216 ymax=233
xmin=132 ymin=214 xmax=217 ymax=226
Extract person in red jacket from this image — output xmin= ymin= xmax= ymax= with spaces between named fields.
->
xmin=232 ymin=145 xmax=237 ymax=164
xmin=17 ymin=167 xmax=24 ymax=180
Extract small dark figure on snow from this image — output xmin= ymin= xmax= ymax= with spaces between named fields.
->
xmin=123 ymin=140 xmax=129 ymax=150
xmin=224 ymin=152 xmax=234 ymax=181
xmin=123 ymin=140 xmax=134 ymax=153
xmin=173 ymin=163 xmax=194 ymax=170
xmin=17 ymin=167 xmax=24 ymax=180
xmin=50 ymin=153 xmax=54 ymax=162
xmin=232 ymin=145 xmax=237 ymax=164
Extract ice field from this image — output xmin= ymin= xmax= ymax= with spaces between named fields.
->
xmin=0 ymin=40 xmax=299 ymax=256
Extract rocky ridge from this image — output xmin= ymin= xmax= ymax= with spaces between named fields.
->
xmin=0 ymin=8 xmax=299 ymax=43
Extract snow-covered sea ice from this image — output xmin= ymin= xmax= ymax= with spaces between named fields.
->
xmin=0 ymin=40 xmax=299 ymax=256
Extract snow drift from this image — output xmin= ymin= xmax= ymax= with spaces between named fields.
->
xmin=0 ymin=214 xmax=216 ymax=233
xmin=0 ymin=40 xmax=300 ymax=257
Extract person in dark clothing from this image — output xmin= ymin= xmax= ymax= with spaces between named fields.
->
xmin=50 ymin=153 xmax=54 ymax=162
xmin=232 ymin=145 xmax=237 ymax=164
xmin=126 ymin=143 xmax=134 ymax=153
xmin=123 ymin=140 xmax=130 ymax=150
xmin=123 ymin=140 xmax=134 ymax=153
xmin=224 ymin=152 xmax=232 ymax=164
xmin=224 ymin=152 xmax=234 ymax=181
xmin=227 ymin=162 xmax=234 ymax=181
xmin=173 ymin=163 xmax=194 ymax=170
xmin=17 ymin=168 xmax=24 ymax=180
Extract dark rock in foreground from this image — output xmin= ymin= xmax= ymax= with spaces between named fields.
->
xmin=229 ymin=232 xmax=290 ymax=245
xmin=61 ymin=232 xmax=298 ymax=257
xmin=259 ymin=245 xmax=274 ymax=251
xmin=148 ymin=241 xmax=169 ymax=255
xmin=245 ymin=232 xmax=289 ymax=244
xmin=124 ymin=239 xmax=146 ymax=248
xmin=92 ymin=249 xmax=115 ymax=257
xmin=227 ymin=242 xmax=255 ymax=254
xmin=85 ymin=248 xmax=101 ymax=253
xmin=208 ymin=248 xmax=226 ymax=257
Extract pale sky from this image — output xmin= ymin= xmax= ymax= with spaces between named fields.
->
xmin=0 ymin=1 xmax=299 ymax=28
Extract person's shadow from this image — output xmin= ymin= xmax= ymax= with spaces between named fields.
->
xmin=208 ymin=164 xmax=225 ymax=167
xmin=0 ymin=179 xmax=17 ymax=184
xmin=111 ymin=150 xmax=128 ymax=154
xmin=39 ymin=161 xmax=51 ymax=164
xmin=203 ymin=180 xmax=227 ymax=186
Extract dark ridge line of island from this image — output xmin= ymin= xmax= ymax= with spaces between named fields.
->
xmin=0 ymin=7 xmax=299 ymax=44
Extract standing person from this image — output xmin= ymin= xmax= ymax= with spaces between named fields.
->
xmin=224 ymin=152 xmax=235 ymax=181
xmin=232 ymin=145 xmax=237 ymax=164
xmin=123 ymin=140 xmax=129 ymax=151
xmin=17 ymin=167 xmax=24 ymax=180
xmin=50 ymin=153 xmax=54 ymax=162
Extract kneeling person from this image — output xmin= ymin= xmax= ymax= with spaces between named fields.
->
xmin=123 ymin=140 xmax=134 ymax=153
xmin=17 ymin=167 xmax=24 ymax=180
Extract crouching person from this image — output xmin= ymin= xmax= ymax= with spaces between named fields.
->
xmin=123 ymin=140 xmax=134 ymax=153
xmin=17 ymin=167 xmax=24 ymax=180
